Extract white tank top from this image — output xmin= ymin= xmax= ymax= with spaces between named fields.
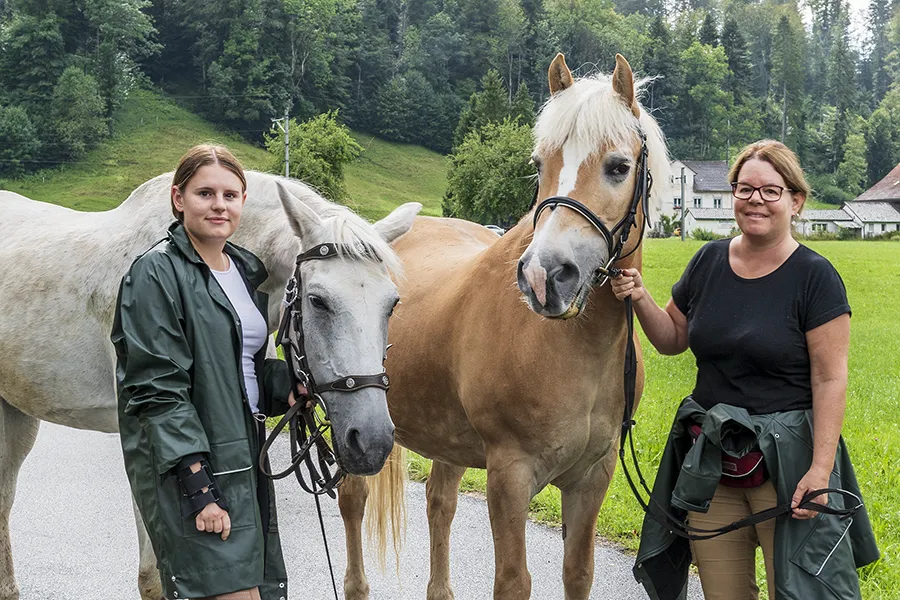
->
xmin=211 ymin=257 xmax=268 ymax=414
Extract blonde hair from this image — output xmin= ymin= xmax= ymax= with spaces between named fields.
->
xmin=171 ymin=145 xmax=247 ymax=222
xmin=728 ymin=140 xmax=810 ymax=214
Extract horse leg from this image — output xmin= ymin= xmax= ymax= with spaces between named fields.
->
xmin=132 ymin=496 xmax=164 ymax=600
xmin=338 ymin=474 xmax=370 ymax=600
xmin=485 ymin=452 xmax=536 ymax=599
xmin=425 ymin=461 xmax=466 ymax=600
xmin=0 ymin=398 xmax=40 ymax=600
xmin=560 ymin=450 xmax=617 ymax=600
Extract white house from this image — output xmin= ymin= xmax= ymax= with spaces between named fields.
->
xmin=795 ymin=209 xmax=857 ymax=236
xmin=667 ymin=160 xmax=735 ymax=235
xmin=684 ymin=208 xmax=737 ymax=237
xmin=842 ymin=202 xmax=900 ymax=238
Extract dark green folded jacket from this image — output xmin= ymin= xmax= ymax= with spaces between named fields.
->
xmin=633 ymin=398 xmax=879 ymax=600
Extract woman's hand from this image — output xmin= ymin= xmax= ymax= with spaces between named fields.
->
xmin=287 ymin=382 xmax=309 ymax=408
xmin=610 ymin=268 xmax=647 ymax=303
xmin=791 ymin=465 xmax=831 ymax=519
xmin=196 ymin=502 xmax=231 ymax=540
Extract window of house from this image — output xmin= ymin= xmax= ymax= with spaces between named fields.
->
xmin=882 ymin=223 xmax=887 ymax=232
xmin=713 ymin=196 xmax=722 ymax=208
xmin=674 ymin=197 xmax=682 ymax=208
xmin=693 ymin=197 xmax=702 ymax=208
xmin=812 ymin=223 xmax=827 ymax=232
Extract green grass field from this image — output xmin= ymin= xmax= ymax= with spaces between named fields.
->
xmin=0 ymin=89 xmax=447 ymax=216
xmin=411 ymin=238 xmax=900 ymax=599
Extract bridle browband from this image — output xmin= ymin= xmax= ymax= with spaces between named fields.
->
xmin=259 ymin=242 xmax=392 ymax=498
xmin=528 ymin=128 xmax=862 ymax=541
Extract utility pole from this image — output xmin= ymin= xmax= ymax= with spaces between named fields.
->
xmin=271 ymin=103 xmax=291 ymax=177
xmin=680 ymin=166 xmax=686 ymax=242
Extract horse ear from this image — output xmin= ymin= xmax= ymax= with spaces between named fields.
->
xmin=612 ymin=54 xmax=640 ymax=118
xmin=374 ymin=202 xmax=422 ymax=244
xmin=276 ymin=182 xmax=323 ymax=238
xmin=548 ymin=53 xmax=574 ymax=94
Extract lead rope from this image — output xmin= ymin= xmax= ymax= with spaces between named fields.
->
xmin=312 ymin=478 xmax=340 ymax=600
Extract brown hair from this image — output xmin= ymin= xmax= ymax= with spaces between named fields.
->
xmin=171 ymin=144 xmax=247 ymax=222
xmin=728 ymin=139 xmax=811 ymax=214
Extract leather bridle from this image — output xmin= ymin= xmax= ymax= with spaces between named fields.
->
xmin=259 ymin=242 xmax=392 ymax=499
xmin=531 ymin=130 xmax=652 ymax=289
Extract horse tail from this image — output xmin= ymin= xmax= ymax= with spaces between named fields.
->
xmin=365 ymin=443 xmax=407 ymax=571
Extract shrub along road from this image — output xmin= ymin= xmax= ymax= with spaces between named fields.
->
xmin=11 ymin=422 xmax=703 ymax=599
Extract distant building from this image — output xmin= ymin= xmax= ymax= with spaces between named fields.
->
xmin=853 ymin=163 xmax=900 ymax=204
xmin=842 ymin=202 xmax=900 ymax=238
xmin=668 ymin=160 xmax=734 ymax=236
xmin=795 ymin=209 xmax=858 ymax=236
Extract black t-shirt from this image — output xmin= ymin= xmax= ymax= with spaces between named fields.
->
xmin=671 ymin=239 xmax=850 ymax=414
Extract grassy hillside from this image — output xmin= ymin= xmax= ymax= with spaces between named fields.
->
xmin=0 ymin=89 xmax=448 ymax=217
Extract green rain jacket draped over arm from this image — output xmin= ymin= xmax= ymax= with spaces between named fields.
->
xmin=111 ymin=223 xmax=292 ymax=600
xmin=633 ymin=398 xmax=879 ymax=600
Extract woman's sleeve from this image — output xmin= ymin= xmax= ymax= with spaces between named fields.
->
xmin=802 ymin=258 xmax=851 ymax=332
xmin=671 ymin=243 xmax=708 ymax=316
xmin=262 ymin=358 xmax=292 ymax=418
xmin=111 ymin=255 xmax=210 ymax=475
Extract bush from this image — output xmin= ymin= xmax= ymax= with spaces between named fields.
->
xmin=691 ymin=227 xmax=726 ymax=240
xmin=442 ymin=118 xmax=535 ymax=226
xmin=0 ymin=104 xmax=41 ymax=176
xmin=265 ymin=110 xmax=361 ymax=201
xmin=51 ymin=67 xmax=108 ymax=158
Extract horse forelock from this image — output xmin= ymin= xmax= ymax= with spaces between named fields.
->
xmin=534 ymin=72 xmax=670 ymax=209
xmin=246 ymin=172 xmax=403 ymax=278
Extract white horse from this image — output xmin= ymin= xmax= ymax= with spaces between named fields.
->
xmin=0 ymin=172 xmax=421 ymax=600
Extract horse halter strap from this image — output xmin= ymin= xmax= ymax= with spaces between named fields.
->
xmin=531 ymin=130 xmax=652 ymax=288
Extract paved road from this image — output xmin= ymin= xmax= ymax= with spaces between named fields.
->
xmin=10 ymin=423 xmax=704 ymax=599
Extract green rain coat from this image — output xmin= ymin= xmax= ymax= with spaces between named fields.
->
xmin=633 ymin=398 xmax=879 ymax=600
xmin=111 ymin=223 xmax=293 ymax=600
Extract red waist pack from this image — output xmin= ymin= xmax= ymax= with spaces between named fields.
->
xmin=688 ymin=424 xmax=768 ymax=488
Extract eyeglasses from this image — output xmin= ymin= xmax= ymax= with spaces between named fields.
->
xmin=731 ymin=182 xmax=794 ymax=202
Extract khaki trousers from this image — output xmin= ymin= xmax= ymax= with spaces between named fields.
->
xmin=195 ymin=587 xmax=261 ymax=600
xmin=688 ymin=481 xmax=778 ymax=600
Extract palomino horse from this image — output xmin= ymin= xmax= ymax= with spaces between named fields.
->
xmin=0 ymin=173 xmax=420 ymax=600
xmin=339 ymin=53 xmax=669 ymax=599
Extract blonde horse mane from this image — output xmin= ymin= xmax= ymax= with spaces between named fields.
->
xmin=534 ymin=70 xmax=671 ymax=213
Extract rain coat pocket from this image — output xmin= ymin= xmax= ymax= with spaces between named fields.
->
xmin=180 ymin=439 xmax=258 ymax=537
xmin=789 ymin=513 xmax=860 ymax=599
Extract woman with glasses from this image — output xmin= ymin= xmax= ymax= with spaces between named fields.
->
xmin=615 ymin=140 xmax=878 ymax=600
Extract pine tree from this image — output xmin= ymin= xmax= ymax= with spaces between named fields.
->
xmin=699 ymin=12 xmax=718 ymax=47
xmin=720 ymin=17 xmax=752 ymax=104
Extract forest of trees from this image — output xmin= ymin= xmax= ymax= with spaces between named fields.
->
xmin=3 ymin=0 xmax=900 ymax=203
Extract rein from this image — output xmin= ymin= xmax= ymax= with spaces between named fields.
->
xmin=258 ymin=242 xmax=392 ymax=600
xmin=530 ymin=130 xmax=863 ymax=541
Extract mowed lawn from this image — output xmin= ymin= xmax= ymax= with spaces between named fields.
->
xmin=409 ymin=238 xmax=900 ymax=599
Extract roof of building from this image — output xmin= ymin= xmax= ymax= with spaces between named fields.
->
xmin=681 ymin=160 xmax=732 ymax=192
xmin=686 ymin=208 xmax=735 ymax=220
xmin=843 ymin=201 xmax=900 ymax=222
xmin=800 ymin=209 xmax=854 ymax=222
xmin=854 ymin=163 xmax=900 ymax=201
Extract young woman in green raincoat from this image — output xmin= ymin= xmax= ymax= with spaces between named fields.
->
xmin=112 ymin=145 xmax=297 ymax=600
xmin=611 ymin=140 xmax=878 ymax=600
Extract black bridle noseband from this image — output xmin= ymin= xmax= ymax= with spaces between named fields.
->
xmin=529 ymin=130 xmax=862 ymax=541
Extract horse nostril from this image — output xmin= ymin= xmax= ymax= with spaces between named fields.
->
xmin=346 ymin=427 xmax=366 ymax=456
xmin=547 ymin=262 xmax=579 ymax=292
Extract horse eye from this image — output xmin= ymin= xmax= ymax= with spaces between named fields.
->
xmin=530 ymin=156 xmax=543 ymax=173
xmin=607 ymin=162 xmax=630 ymax=177
xmin=389 ymin=297 xmax=401 ymax=316
xmin=308 ymin=295 xmax=328 ymax=311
